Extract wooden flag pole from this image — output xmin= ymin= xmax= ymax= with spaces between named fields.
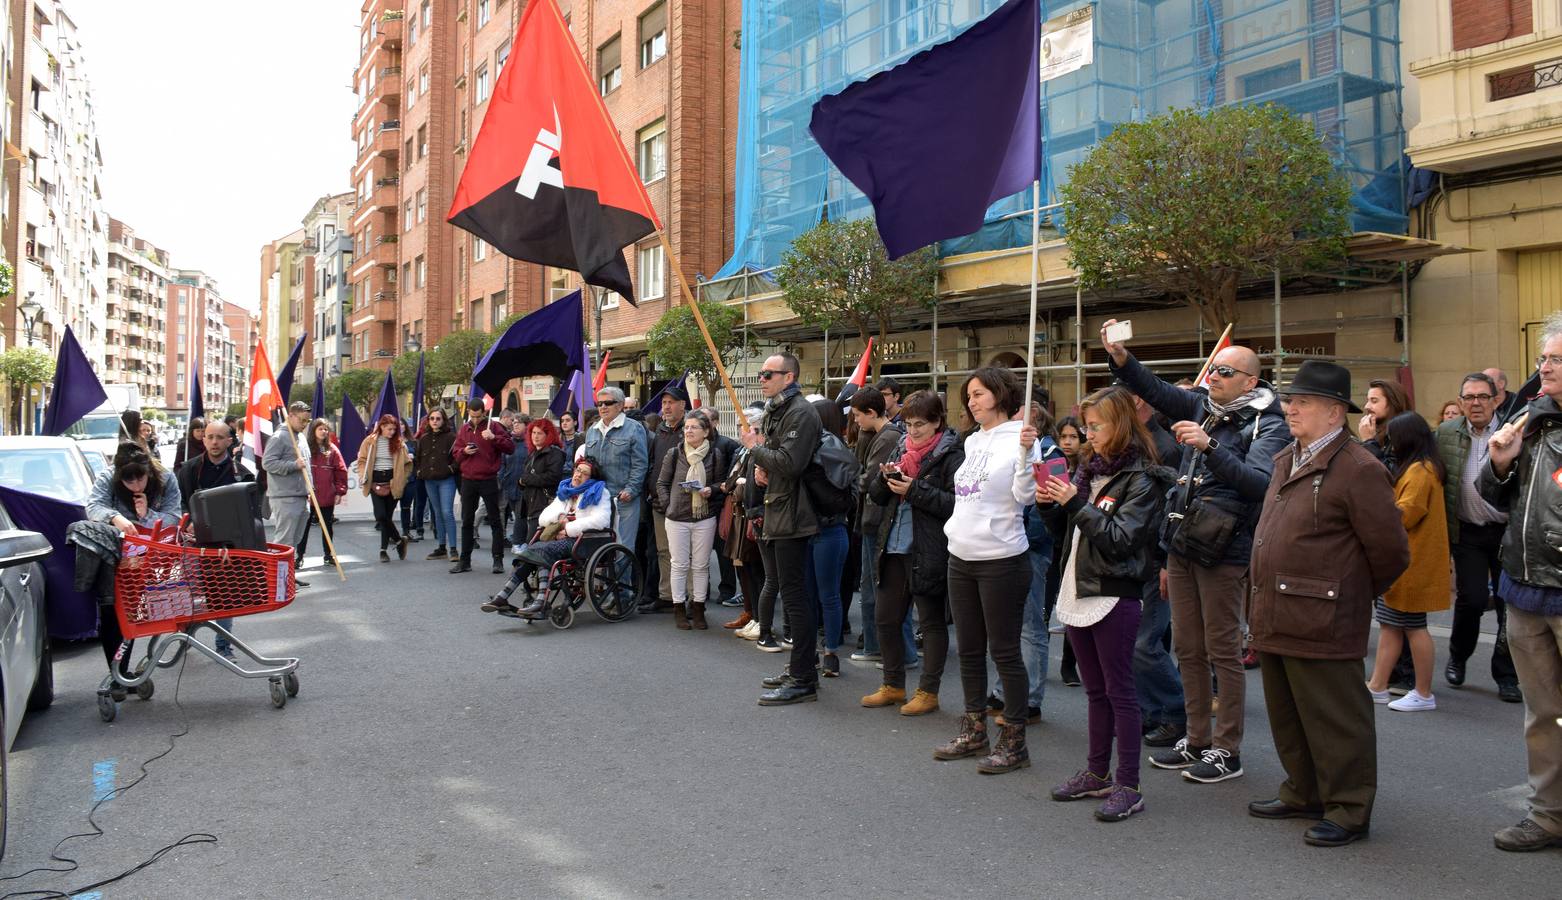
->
xmin=656 ymin=231 xmax=751 ymax=430
xmin=1193 ymin=322 xmax=1235 ymax=386
xmin=285 ymin=421 xmax=347 ymax=582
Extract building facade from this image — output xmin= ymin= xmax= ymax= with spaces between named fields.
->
xmin=104 ymin=217 xmax=170 ymax=406
xmin=164 ymin=269 xmax=230 ymax=416
xmin=304 ymin=192 xmax=356 ymax=382
xmin=223 ymin=299 xmax=258 ymax=411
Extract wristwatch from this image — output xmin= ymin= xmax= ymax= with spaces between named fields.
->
xmin=1201 ymin=438 xmax=1220 ymax=455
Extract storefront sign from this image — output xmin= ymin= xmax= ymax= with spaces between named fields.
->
xmin=1040 ymin=5 xmax=1094 ymax=83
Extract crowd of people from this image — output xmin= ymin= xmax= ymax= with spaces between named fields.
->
xmin=79 ymin=311 xmax=1562 ymax=852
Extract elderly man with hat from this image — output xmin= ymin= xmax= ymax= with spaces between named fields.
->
xmin=1245 ymin=361 xmax=1409 ymax=847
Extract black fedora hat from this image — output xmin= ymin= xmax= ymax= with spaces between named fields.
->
xmin=1278 ymin=360 xmax=1361 ymax=413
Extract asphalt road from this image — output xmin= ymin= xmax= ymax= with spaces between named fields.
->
xmin=1 ymin=497 xmax=1556 ymax=898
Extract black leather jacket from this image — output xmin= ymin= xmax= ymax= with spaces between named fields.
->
xmin=1479 ymin=395 xmax=1562 ymax=590
xmin=868 ymin=427 xmax=963 ymax=597
xmin=750 ymin=387 xmax=822 ymax=540
xmin=1062 ymin=458 xmax=1174 ymax=598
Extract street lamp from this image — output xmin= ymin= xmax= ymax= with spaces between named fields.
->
xmin=404 ymin=337 xmax=421 ymax=354
xmin=18 ymin=294 xmax=42 ymax=346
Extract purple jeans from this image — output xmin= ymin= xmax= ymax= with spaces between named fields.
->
xmin=1067 ymin=599 xmax=1143 ymax=788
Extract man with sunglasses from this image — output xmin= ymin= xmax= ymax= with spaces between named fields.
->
xmin=1435 ymin=372 xmax=1521 ymax=703
xmin=742 ymin=352 xmax=824 ymax=705
xmin=1102 ymin=319 xmax=1290 ymax=786
xmin=581 ymin=385 xmax=649 ymax=558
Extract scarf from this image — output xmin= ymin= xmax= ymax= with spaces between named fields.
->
xmin=1205 ymin=385 xmax=1274 ymax=419
xmin=896 ymin=429 xmax=940 ymax=479
xmin=1072 ymin=445 xmax=1140 ymax=491
xmin=684 ymin=439 xmax=712 ymax=517
xmin=555 ymin=477 xmax=606 ymax=511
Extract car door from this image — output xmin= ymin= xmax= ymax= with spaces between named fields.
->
xmin=0 ymin=505 xmax=50 ymax=750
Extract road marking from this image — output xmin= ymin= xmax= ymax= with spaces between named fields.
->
xmin=92 ymin=759 xmax=116 ymax=804
xmin=71 ymin=892 xmax=103 ymax=899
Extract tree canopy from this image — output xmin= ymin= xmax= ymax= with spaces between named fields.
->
xmin=1060 ymin=103 xmax=1353 ymax=330
xmin=645 ymin=299 xmax=755 ymax=404
xmin=775 ymin=218 xmax=939 ymax=379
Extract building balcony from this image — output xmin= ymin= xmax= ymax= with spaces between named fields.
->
xmin=1409 ymin=30 xmax=1562 ymax=172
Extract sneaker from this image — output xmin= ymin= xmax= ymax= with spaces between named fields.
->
xmin=1367 ymin=684 xmax=1391 ymax=704
xmin=1094 ymin=785 xmax=1145 ymax=822
xmin=512 ymin=544 xmax=525 ymax=556
xmin=737 ymin=621 xmax=761 ymax=640
xmin=850 ymin=650 xmax=882 ymax=662
xmin=427 ymin=546 xmax=448 ymax=560
xmin=1182 ymin=748 xmax=1243 ymax=783
xmin=1494 ymin=817 xmax=1562 ymax=852
xmin=1387 ymin=690 xmax=1436 ymax=712
xmin=1050 ymin=770 xmax=1113 ymax=802
xmin=719 ymin=595 xmax=744 ymax=608
xmin=779 ymin=636 xmax=794 ymax=649
xmin=756 ymin=636 xmax=785 ymax=653
xmin=1149 ymin=738 xmax=1209 ymax=770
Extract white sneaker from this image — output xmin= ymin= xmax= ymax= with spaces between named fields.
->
xmin=1388 ymin=690 xmax=1436 ymax=711
xmin=737 ymin=621 xmax=761 ymax=640
xmin=1366 ymin=683 xmax=1390 ymax=705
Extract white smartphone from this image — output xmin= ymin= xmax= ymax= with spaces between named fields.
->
xmin=1104 ymin=320 xmax=1134 ymax=344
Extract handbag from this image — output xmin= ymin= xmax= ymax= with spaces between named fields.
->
xmin=718 ymin=493 xmax=738 ymax=541
xmin=539 ymin=520 xmax=565 ymax=541
xmin=1166 ymin=495 xmax=1241 ymax=566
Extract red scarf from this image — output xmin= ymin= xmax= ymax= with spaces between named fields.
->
xmin=897 ymin=429 xmax=940 ymax=479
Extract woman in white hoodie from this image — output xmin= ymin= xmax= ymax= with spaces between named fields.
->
xmin=933 ymin=367 xmax=1038 ymax=774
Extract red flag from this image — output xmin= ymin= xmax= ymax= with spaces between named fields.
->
xmin=245 ymin=343 xmax=282 ymax=461
xmin=592 ymin=350 xmax=612 ymax=392
xmin=447 ymin=0 xmax=660 ymax=304
xmin=848 ymin=339 xmax=874 ymax=389
xmin=1194 ymin=326 xmax=1234 ymax=389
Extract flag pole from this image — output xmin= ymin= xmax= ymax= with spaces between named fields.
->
xmin=286 ymin=421 xmax=347 ymax=582
xmin=656 ymin=231 xmax=751 ymax=430
xmin=1023 ymin=178 xmax=1041 ymax=431
xmin=1194 ymin=323 xmax=1235 ymax=385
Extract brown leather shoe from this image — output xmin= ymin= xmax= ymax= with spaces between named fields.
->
xmin=674 ymin=604 xmax=692 ymax=630
xmin=691 ymin=603 xmax=708 ymax=630
xmin=900 ymin=689 xmax=940 ymax=716
xmin=723 ymin=611 xmax=752 ymax=630
xmin=933 ymin=712 xmax=989 ymax=760
xmin=861 ymin=685 xmax=907 ymax=707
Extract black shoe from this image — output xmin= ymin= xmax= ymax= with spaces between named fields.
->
xmin=1304 ymin=820 xmax=1368 ymax=847
xmin=491 ymin=558 xmax=504 ymax=574
xmin=295 ymin=579 xmax=310 ymax=588
xmin=1499 ymin=682 xmax=1524 ymax=703
xmin=1248 ymin=798 xmax=1325 ymax=820
xmin=450 ymin=559 xmax=472 ymax=574
xmin=756 ymin=636 xmax=784 ymax=653
xmin=1445 ymin=659 xmax=1466 ymax=687
xmin=758 ymin=678 xmax=818 ymax=706
xmin=480 ymin=597 xmax=515 ymax=613
xmin=761 ymin=671 xmax=790 ymax=688
xmin=1061 ymin=662 xmax=1081 ymax=687
xmin=1143 ymin=721 xmax=1187 ymax=748
xmin=820 ymin=653 xmax=840 ymax=678
xmin=637 ymin=599 xmax=659 ymax=614
xmin=855 ymin=633 xmax=865 ymax=651
xmin=379 ymin=550 xmax=390 ymax=563
xmin=1149 ymin=738 xmax=1208 ymax=770
xmin=1182 ymin=748 xmax=1243 ymax=783
xmin=427 ymin=546 xmax=448 ymax=560
xmin=397 ymin=537 xmax=408 ymax=560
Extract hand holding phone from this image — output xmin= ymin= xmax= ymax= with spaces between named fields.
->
xmin=679 ymin=479 xmax=702 ymax=491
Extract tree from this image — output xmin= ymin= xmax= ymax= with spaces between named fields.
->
xmin=0 ymin=347 xmax=53 ymax=432
xmin=426 ymin=329 xmax=492 ymax=397
xmin=1060 ymin=103 xmax=1353 ymax=331
xmin=225 ymin=401 xmax=246 ymax=420
xmin=775 ymin=217 xmax=939 ymax=380
xmin=333 ymin=368 xmax=383 ymax=414
xmin=645 ymin=300 xmax=755 ymax=404
xmin=289 ymin=382 xmax=315 ymax=406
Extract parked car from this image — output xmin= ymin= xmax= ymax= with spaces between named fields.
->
xmin=0 ymin=437 xmax=98 ymax=505
xmin=0 ymin=505 xmax=54 ymax=858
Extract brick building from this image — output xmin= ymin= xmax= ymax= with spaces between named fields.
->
xmin=163 ymin=270 xmax=229 ymax=416
xmin=223 ymin=300 xmax=258 ymax=410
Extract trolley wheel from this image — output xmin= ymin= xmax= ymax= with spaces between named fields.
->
xmin=284 ymin=672 xmax=300 ymax=697
xmin=269 ymin=679 xmax=287 ymax=709
xmin=585 ymin=543 xmax=642 ymax=622
xmin=549 ymin=602 xmax=574 ymax=630
xmin=97 ymin=693 xmax=116 ymax=723
xmin=135 ymin=678 xmax=154 ymax=701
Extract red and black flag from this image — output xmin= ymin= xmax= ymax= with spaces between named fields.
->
xmin=447 ymin=0 xmax=660 ymax=304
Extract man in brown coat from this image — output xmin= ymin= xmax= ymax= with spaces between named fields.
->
xmin=1246 ymin=361 xmax=1410 ymax=847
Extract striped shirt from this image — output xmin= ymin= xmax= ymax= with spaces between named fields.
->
xmin=1294 ymin=427 xmax=1345 ymax=468
xmin=1458 ymin=421 xmax=1507 ymax=526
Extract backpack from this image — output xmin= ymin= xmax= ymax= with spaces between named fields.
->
xmin=804 ymin=432 xmax=859 ymax=518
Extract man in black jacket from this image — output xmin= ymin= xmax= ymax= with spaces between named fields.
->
xmin=743 ymin=352 xmax=823 ymax=705
xmin=175 ymin=420 xmax=255 ymax=658
xmin=1103 ymin=320 xmax=1290 ymax=786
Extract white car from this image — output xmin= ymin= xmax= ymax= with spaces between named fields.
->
xmin=0 ymin=436 xmax=99 ymax=505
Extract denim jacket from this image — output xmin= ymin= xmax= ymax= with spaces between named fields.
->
xmin=582 ymin=414 xmax=649 ymax=499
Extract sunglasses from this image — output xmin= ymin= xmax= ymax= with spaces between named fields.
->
xmin=596 ymin=399 xmax=620 ymax=407
xmin=757 ymin=369 xmax=783 ymax=380
xmin=1210 ymin=365 xmax=1256 ymax=379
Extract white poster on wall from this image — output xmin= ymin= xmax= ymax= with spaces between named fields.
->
xmin=1040 ymin=5 xmax=1094 ymax=83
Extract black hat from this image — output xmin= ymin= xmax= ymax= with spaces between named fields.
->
xmin=1278 ymin=360 xmax=1361 ymax=413
xmin=664 ymin=383 xmax=689 ymax=403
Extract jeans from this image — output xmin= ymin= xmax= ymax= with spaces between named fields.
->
xmin=876 ymin=554 xmax=948 ymax=694
xmin=756 ymin=536 xmax=781 ymax=640
xmin=1450 ymin=520 xmax=1517 ymax=685
xmin=1068 ymin=599 xmax=1143 ymax=788
xmin=1134 ymin=572 xmax=1186 ymax=727
xmin=615 ymin=493 xmax=642 ymax=562
xmin=805 ymin=523 xmax=848 ymax=653
xmin=948 ymin=552 xmax=1031 ymax=723
xmin=995 ymin=547 xmax=1051 ymax=710
xmin=666 ymin=517 xmax=717 ymax=605
xmin=770 ymin=537 xmax=816 ymax=684
xmin=459 ymin=477 xmax=503 ymax=562
xmin=424 ymin=477 xmax=457 ymax=549
xmin=409 ymin=477 xmax=426 ymax=532
xmin=398 ymin=476 xmax=419 ymax=532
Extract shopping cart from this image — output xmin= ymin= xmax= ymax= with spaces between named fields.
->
xmin=96 ymin=520 xmax=302 ymax=722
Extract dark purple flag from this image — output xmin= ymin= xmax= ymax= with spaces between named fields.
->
xmin=369 ymin=369 xmax=400 ymax=427
xmin=41 ymin=325 xmax=108 ymax=436
xmin=412 ymin=352 xmax=427 ymax=426
xmin=312 ymin=376 xmax=326 ymax=421
xmin=0 ymin=485 xmax=98 ymax=640
xmin=339 ymin=392 xmax=368 ymax=465
xmin=190 ymin=362 xmax=205 ymax=421
xmin=471 ymin=291 xmax=586 ymax=399
xmin=808 ymin=0 xmax=1040 ymax=258
xmin=642 ymin=370 xmax=688 ymax=414
xmin=275 ymin=333 xmax=308 ymax=401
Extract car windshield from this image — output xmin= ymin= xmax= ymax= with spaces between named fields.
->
xmin=0 ymin=448 xmax=93 ymax=503
xmin=70 ymin=417 xmax=123 ymax=440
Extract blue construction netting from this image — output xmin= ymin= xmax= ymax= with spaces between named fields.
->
xmin=716 ymin=0 xmax=1406 ymax=279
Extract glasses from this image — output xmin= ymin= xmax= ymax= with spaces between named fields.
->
xmin=1084 ymin=422 xmax=1108 ymax=434
xmin=596 ymin=399 xmax=620 ymax=407
xmin=1459 ymin=393 xmax=1494 ymax=403
xmin=1538 ymin=355 xmax=1562 ymax=369
xmin=757 ymin=369 xmax=783 ymax=380
xmin=1210 ymin=365 xmax=1256 ymax=379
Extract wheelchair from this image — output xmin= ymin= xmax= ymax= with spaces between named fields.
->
xmin=507 ymin=519 xmax=642 ymax=630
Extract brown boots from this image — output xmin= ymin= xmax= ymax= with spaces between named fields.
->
xmin=900 ymin=690 xmax=939 ymax=716
xmin=690 ymin=603 xmax=708 ymax=630
xmin=861 ymin=685 xmax=907 ymax=707
xmin=933 ymin=712 xmax=989 ymax=760
xmin=674 ymin=603 xmax=691 ymax=630
xmin=674 ymin=603 xmax=708 ymax=630
xmin=976 ymin=723 xmax=1030 ymax=774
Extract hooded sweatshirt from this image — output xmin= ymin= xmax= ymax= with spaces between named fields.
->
xmin=945 ymin=419 xmax=1036 ymax=561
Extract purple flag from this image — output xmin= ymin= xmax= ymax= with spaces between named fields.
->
xmin=275 ymin=333 xmax=308 ymax=401
xmin=0 ymin=485 xmax=97 ymax=640
xmin=471 ymin=291 xmax=586 ymax=399
xmin=190 ymin=362 xmax=205 ymax=421
xmin=339 ymin=392 xmax=368 ymax=464
xmin=808 ymin=0 xmax=1040 ymax=258
xmin=369 ymin=368 xmax=400 ymax=426
xmin=642 ymin=370 xmax=688 ymax=414
xmin=412 ymin=352 xmax=427 ymax=426
xmin=311 ymin=376 xmax=326 ymax=421
xmin=42 ymin=325 xmax=108 ymax=436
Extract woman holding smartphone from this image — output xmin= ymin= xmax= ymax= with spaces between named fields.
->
xmin=656 ymin=410 xmax=728 ymax=630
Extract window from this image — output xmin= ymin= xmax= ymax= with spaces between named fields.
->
xmin=402 ymin=262 xmax=411 ymax=287
xmin=416 ymin=189 xmax=427 ymax=223
xmin=404 ymin=200 xmax=414 ymax=231
xmin=474 ymin=236 xmax=487 ymax=261
xmin=408 ymin=14 xmax=418 ymax=45
xmin=420 ymin=64 xmax=430 ymax=97
xmin=475 ymin=65 xmax=490 ymax=103
xmin=637 ymin=119 xmax=666 ymax=183
xmin=496 ymin=39 xmax=511 ymax=72
xmin=417 ymin=125 xmax=428 ymax=158
xmin=415 ymin=256 xmax=427 ymax=288
xmin=421 ymin=0 xmax=432 ymax=28
xmin=478 ymin=0 xmax=491 ymax=26
xmin=639 ymin=4 xmax=667 ymax=68
xmin=404 ymin=138 xmax=414 ymax=167
xmin=598 ymin=36 xmax=622 ymax=95
xmin=471 ymin=298 xmax=485 ymax=328
xmin=490 ymin=290 xmax=506 ymax=326
xmin=638 ymin=243 xmax=664 ymax=301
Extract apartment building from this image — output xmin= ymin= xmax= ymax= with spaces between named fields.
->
xmin=223 ymin=299 xmax=258 ymax=410
xmin=304 ymin=192 xmax=356 ymax=380
xmin=2 ymin=0 xmax=109 ymax=367
xmin=259 ymin=228 xmax=309 ymax=374
xmin=165 ymin=269 xmax=231 ymax=416
xmin=104 ymin=217 xmax=170 ymax=406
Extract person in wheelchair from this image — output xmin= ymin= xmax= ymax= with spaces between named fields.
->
xmin=482 ymin=456 xmax=612 ymax=617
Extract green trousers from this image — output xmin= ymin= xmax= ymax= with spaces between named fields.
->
xmin=1258 ymin=652 xmax=1377 ymax=831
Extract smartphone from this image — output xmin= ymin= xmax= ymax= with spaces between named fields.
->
xmin=679 ymin=480 xmax=702 ymax=491
xmin=1032 ymin=457 xmax=1069 ymax=483
xmin=1104 ymin=319 xmax=1134 ymax=344
xmin=883 ymin=463 xmax=906 ymax=481
xmin=466 ymin=442 xmax=477 ymax=452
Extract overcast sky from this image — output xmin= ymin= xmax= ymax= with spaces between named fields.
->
xmin=75 ymin=1 xmax=360 ymax=311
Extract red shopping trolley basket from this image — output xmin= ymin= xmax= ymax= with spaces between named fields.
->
xmin=113 ymin=522 xmax=297 ymax=640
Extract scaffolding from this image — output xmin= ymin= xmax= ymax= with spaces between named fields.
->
xmin=717 ymin=0 xmax=1406 ymax=277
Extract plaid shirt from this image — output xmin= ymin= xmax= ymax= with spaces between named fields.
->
xmin=1294 ymin=427 xmax=1345 ymax=468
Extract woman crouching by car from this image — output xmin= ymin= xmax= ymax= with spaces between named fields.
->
xmin=1042 ymin=386 xmax=1170 ymax=823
